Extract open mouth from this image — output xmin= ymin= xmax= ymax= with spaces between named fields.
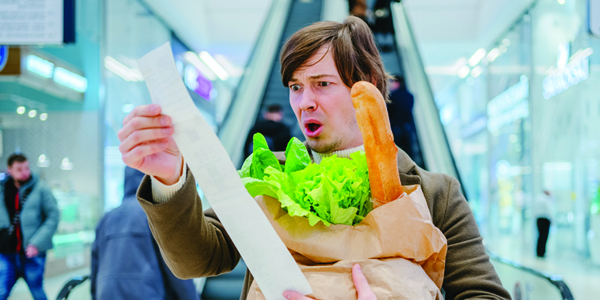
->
xmin=304 ymin=120 xmax=323 ymax=138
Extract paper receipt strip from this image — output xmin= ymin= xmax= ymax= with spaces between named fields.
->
xmin=137 ymin=42 xmax=312 ymax=300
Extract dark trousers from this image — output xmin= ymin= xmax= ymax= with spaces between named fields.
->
xmin=536 ymin=218 xmax=551 ymax=257
xmin=0 ymin=253 xmax=47 ymax=300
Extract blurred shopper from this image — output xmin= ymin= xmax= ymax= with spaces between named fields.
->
xmin=348 ymin=0 xmax=369 ymax=24
xmin=387 ymin=75 xmax=416 ymax=159
xmin=533 ymin=190 xmax=553 ymax=258
xmin=244 ymin=104 xmax=292 ymax=158
xmin=0 ymin=153 xmax=59 ymax=300
xmin=91 ymin=167 xmax=198 ymax=300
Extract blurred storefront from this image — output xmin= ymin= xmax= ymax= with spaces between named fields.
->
xmin=0 ymin=0 xmax=103 ymax=276
xmin=0 ymin=0 xmax=250 ymax=277
xmin=433 ymin=0 xmax=600 ymax=264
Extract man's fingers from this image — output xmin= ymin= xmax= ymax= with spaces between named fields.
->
xmin=121 ymin=140 xmax=169 ymax=167
xmin=122 ymin=104 xmax=161 ymax=126
xmin=352 ymin=264 xmax=376 ymax=300
xmin=118 ymin=115 xmax=172 ymax=142
xmin=282 ymin=291 xmax=313 ymax=300
xmin=119 ymin=128 xmax=173 ymax=154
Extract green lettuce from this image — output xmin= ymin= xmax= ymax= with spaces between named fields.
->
xmin=240 ymin=133 xmax=372 ymax=226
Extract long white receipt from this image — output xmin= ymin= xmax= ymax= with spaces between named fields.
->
xmin=137 ymin=43 xmax=312 ymax=299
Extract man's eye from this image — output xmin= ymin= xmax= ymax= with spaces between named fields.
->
xmin=318 ymin=82 xmax=330 ymax=87
xmin=290 ymin=85 xmax=300 ymax=91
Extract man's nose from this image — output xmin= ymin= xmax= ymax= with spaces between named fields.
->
xmin=299 ymin=86 xmax=317 ymax=111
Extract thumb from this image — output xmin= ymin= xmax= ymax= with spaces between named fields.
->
xmin=352 ymin=264 xmax=376 ymax=300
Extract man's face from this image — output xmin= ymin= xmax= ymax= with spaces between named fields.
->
xmin=288 ymin=46 xmax=363 ymax=153
xmin=8 ymin=161 xmax=31 ymax=182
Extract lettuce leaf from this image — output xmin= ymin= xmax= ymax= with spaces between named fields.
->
xmin=240 ymin=133 xmax=372 ymax=226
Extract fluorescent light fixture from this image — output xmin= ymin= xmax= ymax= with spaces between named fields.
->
xmin=569 ymin=47 xmax=593 ymax=63
xmin=39 ymin=113 xmax=48 ymax=121
xmin=468 ymin=48 xmax=487 ymax=67
xmin=214 ymin=54 xmax=245 ymax=77
xmin=26 ymin=55 xmax=54 ymax=78
xmin=184 ymin=52 xmax=217 ymax=81
xmin=122 ymin=104 xmax=135 ymax=113
xmin=104 ymin=56 xmax=143 ymax=82
xmin=458 ymin=66 xmax=471 ymax=78
xmin=16 ymin=106 xmax=26 ymax=114
xmin=471 ymin=66 xmax=483 ymax=78
xmin=199 ymin=51 xmax=229 ymax=81
xmin=487 ymin=48 xmax=501 ymax=62
xmin=28 ymin=109 xmax=37 ymax=118
xmin=54 ymin=67 xmax=87 ymax=92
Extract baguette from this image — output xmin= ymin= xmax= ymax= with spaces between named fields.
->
xmin=351 ymin=81 xmax=403 ymax=208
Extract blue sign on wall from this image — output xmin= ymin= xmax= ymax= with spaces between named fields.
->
xmin=0 ymin=46 xmax=8 ymax=72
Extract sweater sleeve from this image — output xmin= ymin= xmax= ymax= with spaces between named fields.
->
xmin=137 ymin=167 xmax=241 ymax=279
xmin=440 ymin=178 xmax=511 ymax=300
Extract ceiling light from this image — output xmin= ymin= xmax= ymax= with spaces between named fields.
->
xmin=468 ymin=48 xmax=487 ymax=67
xmin=487 ymin=48 xmax=501 ymax=62
xmin=37 ymin=154 xmax=50 ymax=168
xmin=61 ymin=157 xmax=73 ymax=170
xmin=104 ymin=56 xmax=143 ymax=82
xmin=499 ymin=45 xmax=508 ymax=53
xmin=28 ymin=110 xmax=37 ymax=118
xmin=458 ymin=66 xmax=471 ymax=78
xmin=471 ymin=66 xmax=483 ymax=78
xmin=502 ymin=39 xmax=511 ymax=47
xmin=184 ymin=52 xmax=217 ymax=81
xmin=558 ymin=0 xmax=565 ymax=4
xmin=26 ymin=55 xmax=54 ymax=78
xmin=54 ymin=67 xmax=88 ymax=92
xmin=214 ymin=54 xmax=245 ymax=77
xmin=39 ymin=113 xmax=48 ymax=121
xmin=16 ymin=106 xmax=26 ymax=114
xmin=199 ymin=51 xmax=229 ymax=81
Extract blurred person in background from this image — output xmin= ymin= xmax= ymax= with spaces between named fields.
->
xmin=244 ymin=104 xmax=292 ymax=158
xmin=0 ymin=153 xmax=59 ymax=300
xmin=533 ymin=190 xmax=553 ymax=258
xmin=386 ymin=75 xmax=416 ymax=160
xmin=91 ymin=167 xmax=198 ymax=300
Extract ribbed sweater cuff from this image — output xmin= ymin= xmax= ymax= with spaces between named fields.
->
xmin=151 ymin=158 xmax=187 ymax=204
xmin=311 ymin=145 xmax=365 ymax=164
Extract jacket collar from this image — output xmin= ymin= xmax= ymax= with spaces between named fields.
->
xmin=1 ymin=173 xmax=37 ymax=191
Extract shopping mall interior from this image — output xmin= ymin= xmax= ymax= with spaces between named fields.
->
xmin=1 ymin=0 xmax=600 ymax=299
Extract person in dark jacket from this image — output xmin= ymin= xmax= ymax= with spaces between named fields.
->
xmin=0 ymin=153 xmax=59 ymax=300
xmin=90 ymin=167 xmax=198 ymax=300
xmin=387 ymin=75 xmax=419 ymax=162
xmin=244 ymin=104 xmax=292 ymax=158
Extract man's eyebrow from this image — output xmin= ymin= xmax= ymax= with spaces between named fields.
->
xmin=308 ymin=74 xmax=336 ymax=80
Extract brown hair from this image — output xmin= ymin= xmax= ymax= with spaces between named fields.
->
xmin=280 ymin=16 xmax=390 ymax=101
xmin=8 ymin=153 xmax=27 ymax=167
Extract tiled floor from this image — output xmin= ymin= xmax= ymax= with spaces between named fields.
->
xmin=486 ymin=235 xmax=600 ymax=300
xmin=7 ymin=268 xmax=91 ymax=300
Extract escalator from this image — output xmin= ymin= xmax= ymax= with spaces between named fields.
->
xmin=212 ymin=1 xmax=576 ymax=300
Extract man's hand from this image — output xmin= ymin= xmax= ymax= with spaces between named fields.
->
xmin=283 ymin=264 xmax=376 ymax=300
xmin=118 ymin=104 xmax=182 ymax=185
xmin=25 ymin=245 xmax=39 ymax=258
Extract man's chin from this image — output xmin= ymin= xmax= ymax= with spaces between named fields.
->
xmin=306 ymin=138 xmax=341 ymax=154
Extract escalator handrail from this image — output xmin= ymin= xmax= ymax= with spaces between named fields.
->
xmin=390 ymin=3 xmax=463 ymax=187
xmin=487 ymin=251 xmax=575 ymax=300
xmin=218 ymin=0 xmax=293 ymax=165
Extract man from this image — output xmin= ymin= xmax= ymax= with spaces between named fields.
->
xmin=243 ymin=104 xmax=292 ymax=158
xmin=533 ymin=190 xmax=553 ymax=258
xmin=118 ymin=17 xmax=510 ymax=299
xmin=91 ymin=167 xmax=198 ymax=300
xmin=387 ymin=75 xmax=420 ymax=164
xmin=0 ymin=153 xmax=59 ymax=300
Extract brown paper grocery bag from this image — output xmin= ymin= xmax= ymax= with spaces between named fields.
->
xmin=246 ymin=185 xmax=447 ymax=300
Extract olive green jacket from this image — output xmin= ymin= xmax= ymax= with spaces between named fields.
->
xmin=137 ymin=149 xmax=511 ymax=300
